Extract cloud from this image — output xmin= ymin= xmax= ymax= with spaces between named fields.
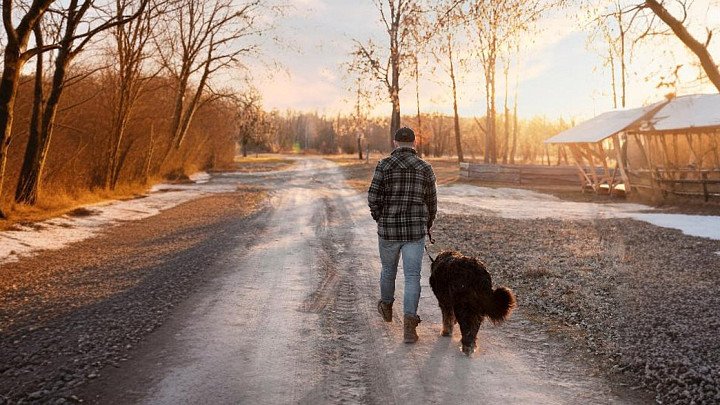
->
xmin=259 ymin=70 xmax=347 ymax=113
xmin=319 ymin=67 xmax=336 ymax=82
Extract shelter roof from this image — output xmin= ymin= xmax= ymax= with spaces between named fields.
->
xmin=544 ymin=102 xmax=661 ymax=144
xmin=645 ymin=94 xmax=720 ymax=132
xmin=545 ymin=93 xmax=720 ymax=144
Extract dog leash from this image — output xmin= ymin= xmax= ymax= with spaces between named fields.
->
xmin=425 ymin=230 xmax=436 ymax=263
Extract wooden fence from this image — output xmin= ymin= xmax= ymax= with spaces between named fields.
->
xmin=459 ymin=163 xmax=612 ymax=186
xmin=628 ymin=168 xmax=720 ymax=201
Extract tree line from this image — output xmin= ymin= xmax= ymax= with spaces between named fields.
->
xmin=0 ymin=0 xmax=275 ymax=218
xmin=243 ymin=109 xmax=572 ymax=165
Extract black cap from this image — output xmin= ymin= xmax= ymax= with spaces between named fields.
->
xmin=394 ymin=127 xmax=415 ymax=142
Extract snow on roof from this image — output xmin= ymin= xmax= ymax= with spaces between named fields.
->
xmin=646 ymin=93 xmax=720 ymax=132
xmin=544 ymin=102 xmax=661 ymax=144
xmin=545 ymin=93 xmax=720 ymax=144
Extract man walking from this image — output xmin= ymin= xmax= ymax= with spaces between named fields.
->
xmin=368 ymin=127 xmax=437 ymax=343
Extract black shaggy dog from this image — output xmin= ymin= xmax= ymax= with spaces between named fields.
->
xmin=429 ymin=251 xmax=516 ymax=354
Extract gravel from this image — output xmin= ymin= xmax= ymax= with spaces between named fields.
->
xmin=433 ymin=212 xmax=720 ymax=404
xmin=0 ymin=191 xmax=267 ymax=404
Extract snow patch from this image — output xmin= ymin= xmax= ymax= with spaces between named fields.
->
xmin=625 ymin=213 xmax=720 ymax=240
xmin=438 ymin=184 xmax=720 ymax=241
xmin=0 ymin=172 xmax=240 ymax=265
xmin=189 ymin=171 xmax=211 ymax=183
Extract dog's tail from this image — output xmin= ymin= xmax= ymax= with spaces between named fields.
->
xmin=486 ymin=287 xmax=516 ymax=325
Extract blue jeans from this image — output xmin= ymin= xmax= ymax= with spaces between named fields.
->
xmin=378 ymin=236 xmax=425 ymax=316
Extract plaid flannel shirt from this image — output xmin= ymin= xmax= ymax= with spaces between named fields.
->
xmin=368 ymin=147 xmax=437 ymax=241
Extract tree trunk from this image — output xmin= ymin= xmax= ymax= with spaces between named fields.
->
xmin=143 ymin=124 xmax=155 ymax=183
xmin=0 ymin=0 xmax=55 ymax=217
xmin=14 ymin=42 xmax=72 ymax=205
xmin=390 ymin=74 xmax=400 ymax=148
xmin=502 ymin=62 xmax=509 ymax=164
xmin=15 ymin=23 xmax=45 ymax=204
xmin=619 ymin=12 xmax=626 ymax=108
xmin=484 ymin=72 xmax=491 ymax=164
xmin=358 ymin=136 xmax=363 ymax=160
xmin=609 ymin=43 xmax=617 ymax=109
xmin=510 ymin=50 xmax=519 ymax=165
xmin=645 ymin=0 xmax=720 ymax=91
xmin=414 ymin=57 xmax=422 ymax=157
xmin=0 ymin=43 xmax=25 ymax=218
xmin=448 ymin=37 xmax=463 ymax=163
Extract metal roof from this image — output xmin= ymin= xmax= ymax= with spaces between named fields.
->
xmin=544 ymin=103 xmax=661 ymax=144
xmin=646 ymin=93 xmax=720 ymax=132
xmin=545 ymin=93 xmax=720 ymax=144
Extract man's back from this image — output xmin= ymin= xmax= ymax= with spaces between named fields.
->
xmin=368 ymin=147 xmax=437 ymax=241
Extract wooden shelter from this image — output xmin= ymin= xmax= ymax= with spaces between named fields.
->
xmin=545 ymin=94 xmax=720 ymax=200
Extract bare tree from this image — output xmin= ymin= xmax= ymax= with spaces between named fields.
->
xmin=467 ymin=0 xmax=545 ymax=164
xmin=13 ymin=0 xmax=150 ymax=205
xmin=585 ymin=0 xmax=630 ymax=108
xmin=509 ymin=43 xmax=519 ymax=164
xmin=103 ymin=0 xmax=163 ymax=191
xmin=235 ymin=91 xmax=265 ymax=157
xmin=0 ymin=0 xmax=57 ymax=217
xmin=427 ymin=2 xmax=467 ymax=162
xmin=641 ymin=0 xmax=720 ymax=91
xmin=157 ymin=0 xmax=266 ymax=165
xmin=351 ymin=0 xmax=422 ymax=147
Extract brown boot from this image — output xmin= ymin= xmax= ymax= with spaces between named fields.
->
xmin=377 ymin=300 xmax=393 ymax=322
xmin=403 ymin=314 xmax=421 ymax=343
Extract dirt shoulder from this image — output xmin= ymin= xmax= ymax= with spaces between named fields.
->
xmin=0 ymin=189 xmax=269 ymax=404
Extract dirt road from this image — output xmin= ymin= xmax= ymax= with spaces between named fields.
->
xmin=78 ymin=157 xmax=648 ymax=404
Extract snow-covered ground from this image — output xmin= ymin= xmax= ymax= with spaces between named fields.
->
xmin=0 ymin=172 xmax=234 ymax=265
xmin=438 ymin=183 xmax=720 ymax=243
xmin=2 ymin=169 xmax=719 ymax=265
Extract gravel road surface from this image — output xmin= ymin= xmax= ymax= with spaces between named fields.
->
xmin=2 ymin=157 xmax=654 ymax=404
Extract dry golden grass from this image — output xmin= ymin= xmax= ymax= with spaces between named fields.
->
xmin=1 ymin=182 xmax=152 ymax=231
xmin=0 ymin=155 xmax=294 ymax=232
xmin=230 ymin=154 xmax=296 ymax=173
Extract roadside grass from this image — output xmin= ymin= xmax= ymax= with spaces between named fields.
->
xmin=1 ymin=183 xmax=153 ymax=231
xmin=0 ymin=155 xmax=292 ymax=232
xmin=228 ymin=154 xmax=296 ymax=173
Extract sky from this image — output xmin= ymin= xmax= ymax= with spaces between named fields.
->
xmin=251 ymin=0 xmax=719 ymax=122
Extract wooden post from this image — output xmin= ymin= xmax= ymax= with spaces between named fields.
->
xmin=710 ymin=133 xmax=720 ymax=167
xmin=659 ymin=135 xmax=672 ymax=170
xmin=685 ymin=133 xmax=699 ymax=167
xmin=609 ymin=162 xmax=619 ymax=194
xmin=569 ymin=144 xmax=595 ymax=191
xmin=643 ymin=134 xmax=658 ymax=192
xmin=612 ymin=134 xmax=632 ymax=194
xmin=596 ymin=141 xmax=611 ymax=185
xmin=658 ymin=135 xmax=675 ymax=194
xmin=583 ymin=145 xmax=600 ymax=192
